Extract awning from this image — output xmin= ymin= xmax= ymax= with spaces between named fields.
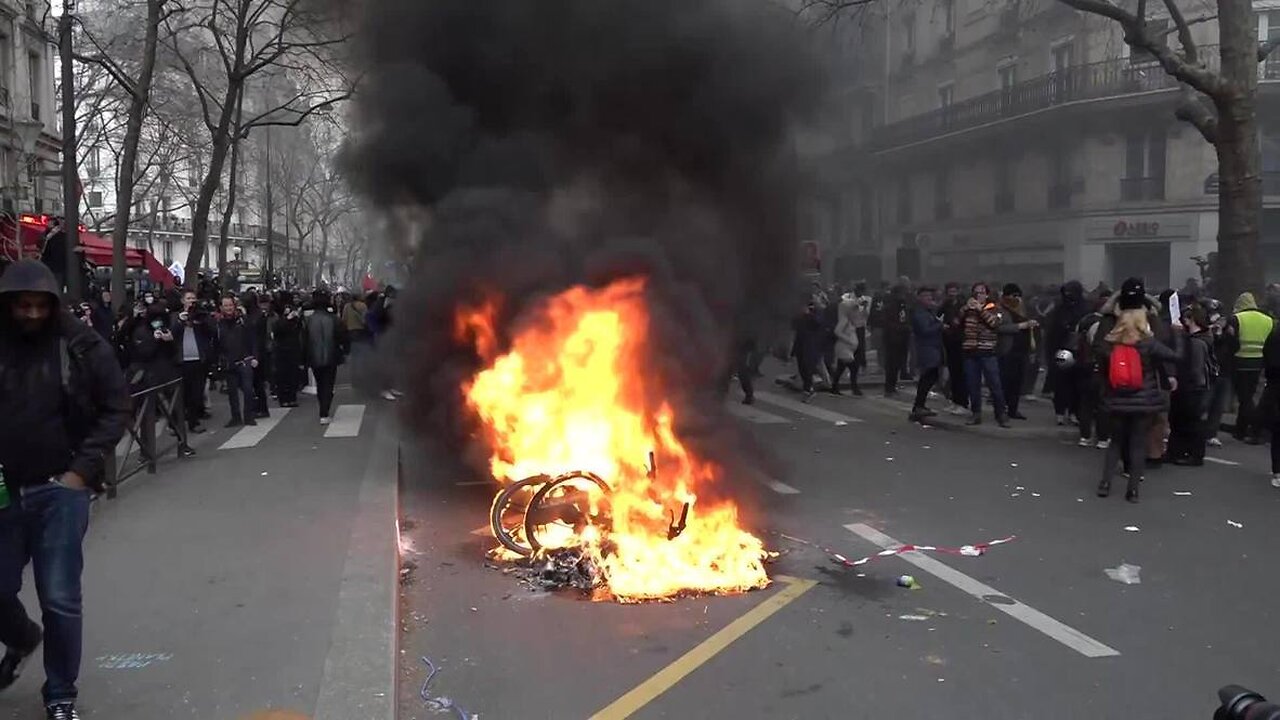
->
xmin=79 ymin=233 xmax=177 ymax=290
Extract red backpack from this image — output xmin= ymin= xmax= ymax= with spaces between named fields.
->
xmin=1108 ymin=344 xmax=1143 ymax=391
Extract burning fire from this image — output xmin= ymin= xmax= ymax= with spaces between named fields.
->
xmin=455 ymin=277 xmax=769 ymax=601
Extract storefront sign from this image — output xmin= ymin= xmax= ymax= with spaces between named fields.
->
xmin=1113 ymin=220 xmax=1160 ymax=238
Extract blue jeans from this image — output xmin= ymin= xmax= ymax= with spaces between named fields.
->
xmin=225 ymin=362 xmax=255 ymax=422
xmin=0 ymin=481 xmax=91 ymax=704
xmin=964 ymin=354 xmax=1006 ymax=417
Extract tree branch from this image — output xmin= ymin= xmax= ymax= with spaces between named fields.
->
xmin=1174 ymin=86 xmax=1218 ymax=144
xmin=1056 ymin=0 xmax=1222 ymax=96
xmin=1259 ymin=38 xmax=1280 ymax=62
xmin=1161 ymin=0 xmax=1197 ymax=63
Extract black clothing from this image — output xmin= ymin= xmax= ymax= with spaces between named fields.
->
xmin=1103 ymin=413 xmax=1154 ymax=495
xmin=1167 ymin=388 xmax=1207 ymax=463
xmin=0 ymin=260 xmax=130 ymax=492
xmin=271 ymin=315 xmax=304 ymax=406
xmin=303 ymin=311 xmax=346 ymax=370
xmin=315 ymin=365 xmax=338 ymax=418
xmin=0 ymin=334 xmax=70 ymax=487
xmin=214 ymin=315 xmax=257 ymax=367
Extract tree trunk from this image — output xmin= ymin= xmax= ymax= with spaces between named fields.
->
xmin=217 ymin=87 xmax=245 ymax=280
xmin=1214 ymin=0 xmax=1265 ymax=301
xmin=109 ymin=0 xmax=163 ymax=310
xmin=316 ymin=226 xmax=329 ymax=286
xmin=184 ymin=86 xmax=239 ymax=285
xmin=217 ymin=138 xmax=241 ymax=280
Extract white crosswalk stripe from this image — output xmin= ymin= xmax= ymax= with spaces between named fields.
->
xmin=324 ymin=405 xmax=367 ymax=438
xmin=762 ymin=479 xmax=800 ymax=494
xmin=753 ymin=391 xmax=863 ymax=424
xmin=845 ymin=523 xmax=1120 ymax=658
xmin=725 ymin=401 xmax=791 ymax=424
xmin=1204 ymin=456 xmax=1240 ymax=467
xmin=219 ymin=408 xmax=293 ymax=450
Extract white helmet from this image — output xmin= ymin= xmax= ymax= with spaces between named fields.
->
xmin=1054 ymin=349 xmax=1076 ymax=369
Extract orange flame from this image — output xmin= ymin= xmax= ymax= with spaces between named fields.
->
xmin=458 ymin=277 xmax=768 ymax=601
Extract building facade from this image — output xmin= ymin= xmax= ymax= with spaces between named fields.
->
xmin=0 ymin=0 xmax=61 ymax=223
xmin=806 ymin=0 xmax=1280 ymax=290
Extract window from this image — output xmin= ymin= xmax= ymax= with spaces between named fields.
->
xmin=188 ymin=157 xmax=200 ymax=188
xmin=859 ymin=186 xmax=873 ymax=243
xmin=937 ymin=82 xmax=954 ymax=109
xmin=0 ymin=36 xmax=10 ymax=106
xmin=904 ymin=13 xmax=916 ymax=53
xmin=1130 ymin=20 xmax=1169 ymax=64
xmin=1122 ymin=129 xmax=1167 ymax=201
xmin=162 ymin=240 xmax=174 ymax=265
xmin=998 ymin=63 xmax=1018 ymax=91
xmin=994 ymin=158 xmax=1015 ymax=213
xmin=1048 ymin=144 xmax=1073 ymax=208
xmin=1051 ymin=40 xmax=1075 ymax=73
xmin=86 ymin=191 xmax=102 ymax=208
xmin=27 ymin=52 xmax=39 ymax=120
xmin=934 ymin=167 xmax=952 ymax=220
xmin=86 ymin=147 xmax=101 ymax=177
xmin=896 ymin=177 xmax=912 ymax=224
xmin=160 ymin=196 xmax=171 ymax=213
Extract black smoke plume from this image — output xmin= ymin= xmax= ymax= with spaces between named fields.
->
xmin=341 ymin=0 xmax=823 ymax=486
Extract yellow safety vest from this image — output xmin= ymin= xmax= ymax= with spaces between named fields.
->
xmin=1235 ymin=309 xmax=1274 ymax=359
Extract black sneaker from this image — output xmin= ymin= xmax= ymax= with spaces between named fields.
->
xmin=46 ymin=702 xmax=80 ymax=720
xmin=0 ymin=621 xmax=41 ymax=692
xmin=243 ymin=418 xmax=258 ymax=427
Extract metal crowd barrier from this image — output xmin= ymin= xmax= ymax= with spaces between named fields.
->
xmin=103 ymin=377 xmax=189 ymax=499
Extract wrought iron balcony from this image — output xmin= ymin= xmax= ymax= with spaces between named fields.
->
xmin=872 ymin=49 xmax=1222 ymax=150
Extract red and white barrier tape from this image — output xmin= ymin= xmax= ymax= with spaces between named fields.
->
xmin=776 ymin=532 xmax=1016 ymax=568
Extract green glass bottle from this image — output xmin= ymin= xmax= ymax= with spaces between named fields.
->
xmin=0 ymin=465 xmax=9 ymax=510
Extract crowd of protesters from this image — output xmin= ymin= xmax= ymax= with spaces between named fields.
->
xmin=769 ymin=275 xmax=1280 ymax=501
xmin=66 ymin=277 xmax=401 ymax=432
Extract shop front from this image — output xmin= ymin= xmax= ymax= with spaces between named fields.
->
xmin=1083 ymin=213 xmax=1215 ymax=292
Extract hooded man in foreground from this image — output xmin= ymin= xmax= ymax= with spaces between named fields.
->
xmin=0 ymin=260 xmax=130 ymax=720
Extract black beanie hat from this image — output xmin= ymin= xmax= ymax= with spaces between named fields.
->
xmin=1118 ymin=277 xmax=1146 ymax=310
xmin=1002 ymin=283 xmax=1022 ymax=297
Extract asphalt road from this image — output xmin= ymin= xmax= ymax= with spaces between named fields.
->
xmin=397 ymin=378 xmax=1280 ymax=720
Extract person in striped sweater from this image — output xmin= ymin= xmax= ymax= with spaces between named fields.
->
xmin=960 ymin=282 xmax=1011 ymax=427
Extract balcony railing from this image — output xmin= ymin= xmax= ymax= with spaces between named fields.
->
xmin=1120 ymin=176 xmax=1166 ymax=202
xmin=873 ymin=48 xmax=1221 ymax=150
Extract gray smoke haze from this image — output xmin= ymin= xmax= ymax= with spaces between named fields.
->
xmin=341 ymin=0 xmax=823 ymax=486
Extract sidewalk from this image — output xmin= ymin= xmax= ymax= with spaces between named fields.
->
xmin=0 ymin=385 xmax=399 ymax=720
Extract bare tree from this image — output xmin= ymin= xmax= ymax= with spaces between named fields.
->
xmin=165 ymin=0 xmax=353 ymax=285
xmin=75 ymin=0 xmax=171 ymax=309
xmin=1033 ymin=0 xmax=1265 ymax=297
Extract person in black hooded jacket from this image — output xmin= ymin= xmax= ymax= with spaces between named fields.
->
xmin=1045 ymin=280 xmax=1090 ymax=425
xmin=1264 ymin=325 xmax=1280 ymax=488
xmin=0 ymin=259 xmax=130 ymax=719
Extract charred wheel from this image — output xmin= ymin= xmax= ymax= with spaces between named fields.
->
xmin=488 ymin=474 xmax=551 ymax=556
xmin=523 ymin=471 xmax=612 ymax=553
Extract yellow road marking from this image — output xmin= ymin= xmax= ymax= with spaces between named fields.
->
xmin=589 ymin=575 xmax=817 ymax=720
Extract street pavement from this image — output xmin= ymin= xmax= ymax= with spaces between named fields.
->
xmin=397 ymin=366 xmax=1280 ymax=719
xmin=0 ymin=378 xmax=398 ymax=720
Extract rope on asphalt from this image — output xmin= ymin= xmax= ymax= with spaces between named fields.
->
xmin=420 ymin=655 xmax=475 ymax=720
